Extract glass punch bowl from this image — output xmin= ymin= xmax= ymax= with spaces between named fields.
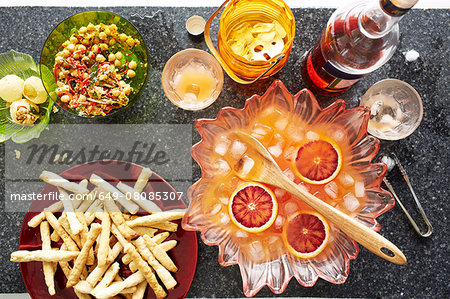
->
xmin=182 ymin=80 xmax=394 ymax=297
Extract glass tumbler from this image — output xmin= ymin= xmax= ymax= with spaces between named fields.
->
xmin=360 ymin=79 xmax=423 ymax=140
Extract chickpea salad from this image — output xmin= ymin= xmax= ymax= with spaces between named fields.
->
xmin=54 ymin=23 xmax=141 ymax=116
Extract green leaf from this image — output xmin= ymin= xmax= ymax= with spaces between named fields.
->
xmin=89 ymin=62 xmax=99 ymax=89
xmin=0 ymin=50 xmax=54 ymax=143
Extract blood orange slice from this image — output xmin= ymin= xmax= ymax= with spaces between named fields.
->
xmin=282 ymin=211 xmax=330 ymax=259
xmin=293 ymin=139 xmax=342 ymax=185
xmin=228 ymin=182 xmax=277 ymax=233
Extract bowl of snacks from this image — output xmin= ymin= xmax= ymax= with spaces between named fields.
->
xmin=14 ymin=161 xmax=198 ymax=298
xmin=182 ymin=80 xmax=394 ymax=296
xmin=40 ymin=11 xmax=149 ymax=118
xmin=0 ymin=50 xmax=53 ymax=143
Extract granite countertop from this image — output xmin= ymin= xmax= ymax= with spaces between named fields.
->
xmin=0 ymin=6 xmax=448 ymax=299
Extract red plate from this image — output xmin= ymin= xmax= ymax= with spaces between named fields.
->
xmin=18 ymin=160 xmax=198 ymax=299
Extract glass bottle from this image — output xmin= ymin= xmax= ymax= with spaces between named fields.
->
xmin=302 ymin=0 xmax=418 ymax=96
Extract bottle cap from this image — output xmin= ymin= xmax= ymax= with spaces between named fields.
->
xmin=391 ymin=0 xmax=418 ymax=9
xmin=380 ymin=0 xmax=418 ymax=16
xmin=186 ymin=16 xmax=206 ymax=36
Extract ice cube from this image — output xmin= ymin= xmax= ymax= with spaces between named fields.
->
xmin=274 ymin=118 xmax=288 ymax=131
xmin=343 ymin=192 xmax=360 ymax=212
xmin=230 ymin=140 xmax=247 ymax=159
xmin=380 ymin=114 xmax=393 ymax=124
xmin=235 ymin=230 xmax=248 ymax=238
xmin=283 ymin=168 xmax=295 ymax=181
xmin=251 ymin=123 xmax=273 ymax=141
xmin=337 ymin=171 xmax=355 ymax=187
xmin=331 ymin=128 xmax=345 ymax=142
xmin=380 ymin=114 xmax=400 ymax=128
xmin=183 ymin=83 xmax=200 ymax=103
xmin=284 ymin=201 xmax=298 ymax=215
xmin=268 ymin=134 xmax=285 ymax=157
xmin=248 ymin=241 xmax=265 ymax=261
xmin=370 ymin=100 xmax=383 ymax=117
xmin=272 ymin=133 xmax=285 ymax=145
xmin=213 ymin=158 xmax=231 ymax=175
xmin=210 ymin=204 xmax=222 ymax=215
xmin=235 ymin=155 xmax=255 ymax=177
xmin=306 ymin=131 xmax=320 ymax=140
xmin=172 ymin=73 xmax=182 ymax=87
xmin=214 ymin=136 xmax=231 ymax=156
xmin=274 ymin=215 xmax=284 ymax=229
xmin=355 ymin=181 xmax=365 ymax=198
xmin=274 ymin=188 xmax=286 ymax=199
xmin=195 ymin=63 xmax=207 ymax=72
xmin=220 ymin=213 xmax=230 ymax=225
xmin=268 ymin=145 xmax=283 ymax=157
xmin=214 ymin=143 xmax=229 ymax=156
xmin=287 ymin=123 xmax=305 ymax=142
xmin=324 ymin=181 xmax=338 ymax=199
xmin=297 ymin=181 xmax=310 ymax=193
xmin=261 ymin=107 xmax=282 ymax=119
xmin=219 ymin=196 xmax=229 ymax=205
xmin=283 ymin=145 xmax=298 ymax=162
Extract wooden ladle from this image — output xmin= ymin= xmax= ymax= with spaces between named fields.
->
xmin=232 ymin=131 xmax=406 ymax=265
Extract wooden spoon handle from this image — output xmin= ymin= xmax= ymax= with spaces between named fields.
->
xmin=276 ymin=176 xmax=407 ymax=265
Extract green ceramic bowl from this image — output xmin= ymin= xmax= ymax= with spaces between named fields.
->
xmin=40 ymin=11 xmax=149 ymax=118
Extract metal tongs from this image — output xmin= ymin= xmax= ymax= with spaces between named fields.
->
xmin=377 ymin=153 xmax=433 ymax=237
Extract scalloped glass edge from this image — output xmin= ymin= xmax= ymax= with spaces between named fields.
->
xmin=182 ymin=80 xmax=395 ymax=297
xmin=0 ymin=50 xmax=54 ymax=144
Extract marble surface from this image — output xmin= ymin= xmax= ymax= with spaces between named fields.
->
xmin=0 ymin=6 xmax=448 ymax=299
xmin=4 ymin=0 xmax=450 ymax=8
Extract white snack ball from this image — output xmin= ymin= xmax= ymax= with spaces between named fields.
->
xmin=0 ymin=74 xmax=24 ymax=102
xmin=9 ymin=98 xmax=39 ymax=126
xmin=404 ymin=49 xmax=419 ymax=62
xmin=23 ymin=76 xmax=47 ymax=104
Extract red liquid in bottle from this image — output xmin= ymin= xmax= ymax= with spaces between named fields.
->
xmin=302 ymin=4 xmax=398 ymax=96
xmin=302 ymin=41 xmax=359 ymax=96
